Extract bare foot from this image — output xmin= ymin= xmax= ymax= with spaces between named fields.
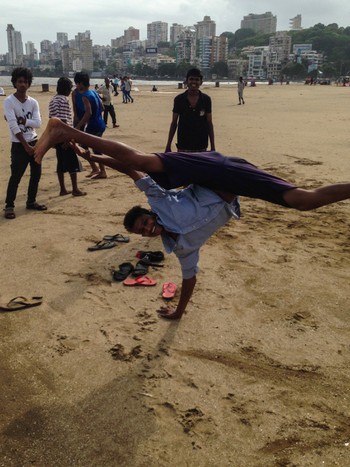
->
xmin=35 ymin=118 xmax=68 ymax=164
xmin=72 ymin=190 xmax=87 ymax=196
xmin=91 ymin=173 xmax=107 ymax=180
xmin=59 ymin=190 xmax=72 ymax=196
xmin=85 ymin=170 xmax=100 ymax=178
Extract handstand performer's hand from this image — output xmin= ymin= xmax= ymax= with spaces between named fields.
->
xmin=157 ymin=305 xmax=183 ymax=320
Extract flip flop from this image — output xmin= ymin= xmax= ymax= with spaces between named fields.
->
xmin=87 ymin=240 xmax=117 ymax=251
xmin=123 ymin=276 xmax=157 ymax=286
xmin=132 ymin=260 xmax=149 ymax=277
xmin=103 ymin=234 xmax=130 ymax=243
xmin=136 ymin=251 xmax=164 ymax=262
xmin=0 ymin=296 xmax=43 ymax=312
xmin=162 ymin=282 xmax=177 ymax=299
xmin=112 ymin=262 xmax=134 ymax=281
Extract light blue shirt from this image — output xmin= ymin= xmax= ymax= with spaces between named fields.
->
xmin=135 ymin=175 xmax=240 ymax=279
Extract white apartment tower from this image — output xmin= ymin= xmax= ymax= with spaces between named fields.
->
xmin=7 ymin=24 xmax=24 ymax=65
xmin=175 ymin=28 xmax=196 ymax=65
xmin=147 ymin=21 xmax=168 ymax=46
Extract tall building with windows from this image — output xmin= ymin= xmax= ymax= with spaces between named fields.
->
xmin=198 ymin=35 xmax=228 ymax=72
xmin=175 ymin=28 xmax=196 ymax=65
xmin=170 ymin=23 xmax=185 ymax=46
xmin=57 ymin=32 xmax=68 ymax=46
xmin=289 ymin=15 xmax=302 ymax=31
xmin=195 ymin=16 xmax=216 ymax=40
xmin=124 ymin=27 xmax=140 ymax=43
xmin=241 ymin=12 xmax=277 ymax=34
xmin=147 ymin=21 xmax=168 ymax=46
xmin=7 ymin=24 xmax=23 ymax=65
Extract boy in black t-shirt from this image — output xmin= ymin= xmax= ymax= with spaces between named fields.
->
xmin=165 ymin=68 xmax=215 ymax=153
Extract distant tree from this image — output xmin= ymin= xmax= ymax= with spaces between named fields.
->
xmin=158 ymin=63 xmax=177 ymax=77
xmin=282 ymin=62 xmax=307 ymax=80
xmin=211 ymin=61 xmax=229 ymax=78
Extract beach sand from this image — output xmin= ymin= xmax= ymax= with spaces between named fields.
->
xmin=0 ymin=83 xmax=349 ymax=466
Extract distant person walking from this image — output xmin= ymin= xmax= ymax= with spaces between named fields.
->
xmin=98 ymin=77 xmax=119 ymax=128
xmin=3 ymin=67 xmax=46 ymax=219
xmin=237 ymin=77 xmax=245 ymax=105
xmin=165 ymin=68 xmax=215 ymax=153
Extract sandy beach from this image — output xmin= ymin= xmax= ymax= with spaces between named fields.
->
xmin=0 ymin=82 xmax=349 ymax=466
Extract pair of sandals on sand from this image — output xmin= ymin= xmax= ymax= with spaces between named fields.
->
xmin=4 ymin=203 xmax=47 ymax=219
xmin=112 ymin=251 xmax=177 ymax=299
xmin=87 ymin=234 xmax=129 ymax=251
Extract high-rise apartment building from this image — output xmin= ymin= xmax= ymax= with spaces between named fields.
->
xmin=147 ymin=21 xmax=168 ymax=46
xmin=175 ymin=28 xmax=196 ymax=65
xmin=57 ymin=32 xmax=68 ymax=46
xmin=124 ymin=27 xmax=140 ymax=44
xmin=7 ymin=24 xmax=23 ymax=65
xmin=269 ymin=32 xmax=291 ymax=62
xmin=195 ymin=16 xmax=216 ymax=40
xmin=198 ymin=35 xmax=228 ymax=71
xmin=289 ymin=14 xmax=302 ymax=31
xmin=241 ymin=12 xmax=277 ymax=34
xmin=170 ymin=23 xmax=185 ymax=45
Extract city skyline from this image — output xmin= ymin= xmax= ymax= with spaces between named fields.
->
xmin=1 ymin=0 xmax=350 ymax=55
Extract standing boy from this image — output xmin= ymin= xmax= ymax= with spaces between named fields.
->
xmin=48 ymin=77 xmax=86 ymax=197
xmin=98 ymin=77 xmax=119 ymax=127
xmin=72 ymin=72 xmax=107 ymax=179
xmin=3 ymin=67 xmax=46 ymax=219
xmin=165 ymin=68 xmax=215 ymax=153
xmin=237 ymin=76 xmax=245 ymax=105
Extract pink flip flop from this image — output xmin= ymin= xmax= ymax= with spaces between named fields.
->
xmin=123 ymin=276 xmax=157 ymax=286
xmin=162 ymin=282 xmax=177 ymax=299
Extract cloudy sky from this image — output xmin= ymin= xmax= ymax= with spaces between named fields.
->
xmin=1 ymin=0 xmax=350 ymax=54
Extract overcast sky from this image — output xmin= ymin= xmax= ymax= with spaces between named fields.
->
xmin=1 ymin=1 xmax=350 ymax=54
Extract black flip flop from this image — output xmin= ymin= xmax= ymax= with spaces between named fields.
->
xmin=88 ymin=240 xmax=117 ymax=251
xmin=136 ymin=251 xmax=164 ymax=262
xmin=132 ymin=261 xmax=149 ymax=277
xmin=112 ymin=262 xmax=134 ymax=281
xmin=103 ymin=234 xmax=129 ymax=242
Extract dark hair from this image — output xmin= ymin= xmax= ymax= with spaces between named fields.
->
xmin=11 ymin=67 xmax=33 ymax=87
xmin=74 ymin=72 xmax=90 ymax=87
xmin=186 ymin=68 xmax=203 ymax=80
xmin=56 ymin=77 xmax=73 ymax=96
xmin=123 ymin=205 xmax=152 ymax=231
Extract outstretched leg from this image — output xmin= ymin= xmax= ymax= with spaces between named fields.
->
xmin=283 ymin=185 xmax=350 ymax=210
xmin=34 ymin=118 xmax=163 ymax=173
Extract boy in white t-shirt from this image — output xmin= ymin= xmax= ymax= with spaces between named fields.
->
xmin=3 ymin=67 xmax=46 ymax=219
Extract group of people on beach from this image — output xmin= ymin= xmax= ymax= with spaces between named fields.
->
xmin=3 ymin=66 xmax=350 ymax=319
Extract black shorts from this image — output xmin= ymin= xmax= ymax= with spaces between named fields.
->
xmin=56 ymin=144 xmax=82 ymax=173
